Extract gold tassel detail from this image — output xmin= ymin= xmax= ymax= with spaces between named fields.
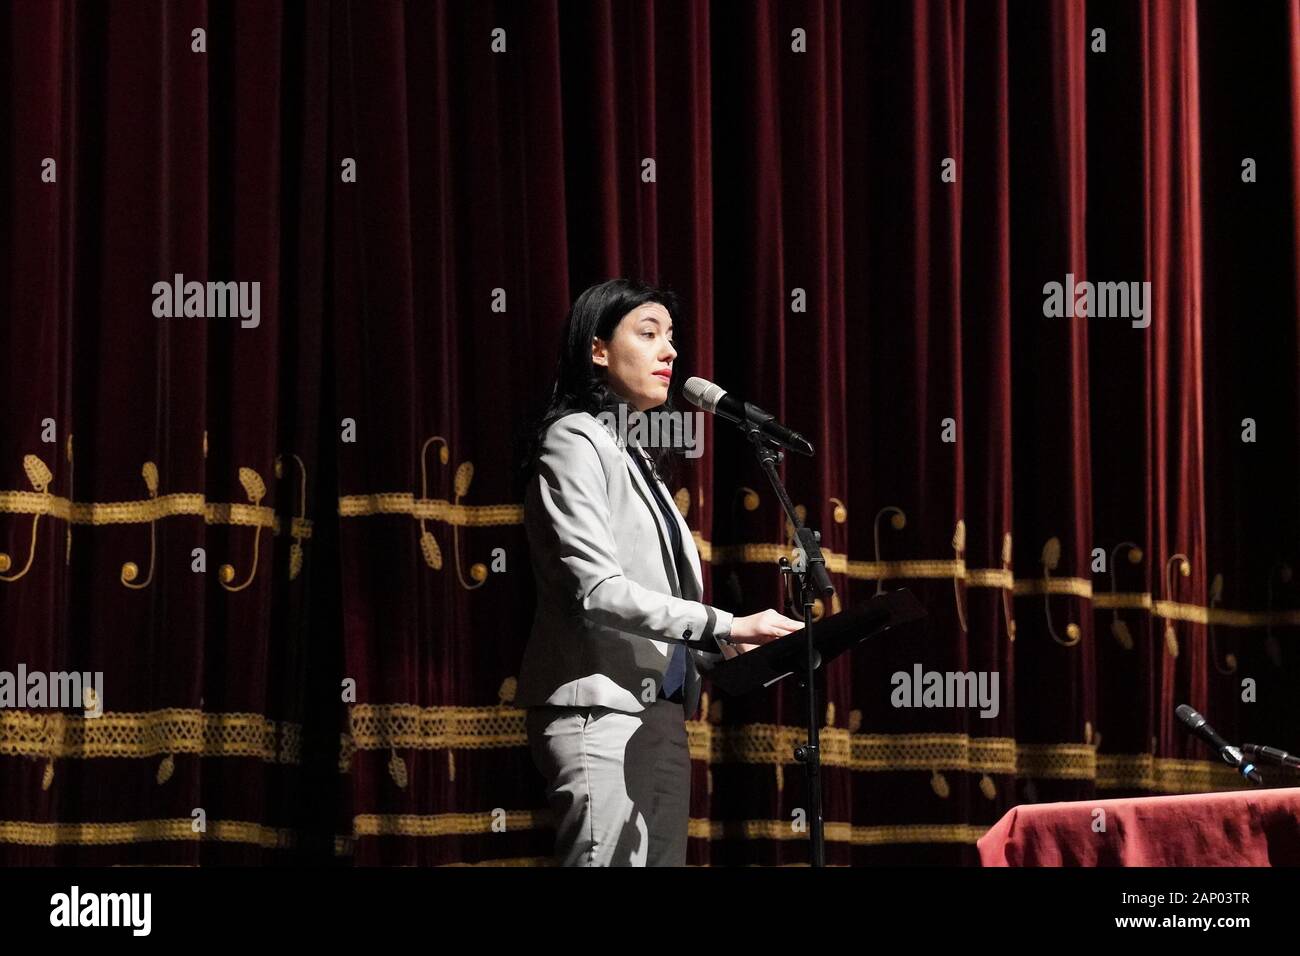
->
xmin=498 ymin=676 xmax=517 ymax=705
xmin=388 ymin=749 xmax=408 ymax=788
xmin=979 ymin=774 xmax=996 ymax=800
xmin=930 ymin=769 xmax=950 ymax=799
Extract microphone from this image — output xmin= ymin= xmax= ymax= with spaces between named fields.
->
xmin=1242 ymin=743 xmax=1300 ymax=770
xmin=682 ymin=377 xmax=814 ymax=456
xmin=1175 ymin=704 xmax=1262 ymax=784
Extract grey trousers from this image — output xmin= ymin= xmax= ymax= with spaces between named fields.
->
xmin=526 ymin=698 xmax=690 ymax=866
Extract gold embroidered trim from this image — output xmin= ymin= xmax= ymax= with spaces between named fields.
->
xmin=1016 ymin=743 xmax=1098 ymax=779
xmin=844 ymin=559 xmax=966 ymax=579
xmin=346 ymin=705 xmax=1300 ymax=793
xmin=1014 ymin=577 xmax=1093 ymax=598
xmin=1093 ymin=754 xmax=1291 ymax=793
xmin=352 ymin=811 xmax=551 ymax=837
xmin=347 ymin=705 xmax=525 ymax=749
xmin=337 ymin=493 xmax=522 ymax=525
xmin=0 ymin=819 xmax=294 ymax=847
xmin=966 ymin=568 xmax=1015 ymax=589
xmin=0 ymin=709 xmax=300 ymax=762
xmin=0 ymin=492 xmax=283 ymax=529
xmin=1095 ymin=592 xmax=1154 ymax=611
xmin=0 ymin=482 xmax=1290 ymax=625
xmin=441 ymin=856 xmax=551 ymax=866
xmin=687 ymin=820 xmax=988 ymax=845
xmin=345 ymin=812 xmax=987 ymax=846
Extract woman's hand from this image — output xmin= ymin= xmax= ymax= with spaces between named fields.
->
xmin=727 ymin=608 xmax=806 ymax=647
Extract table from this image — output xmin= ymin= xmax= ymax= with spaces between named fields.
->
xmin=978 ymin=787 xmax=1300 ymax=866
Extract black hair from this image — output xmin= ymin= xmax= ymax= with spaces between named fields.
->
xmin=513 ymin=278 xmax=686 ymax=499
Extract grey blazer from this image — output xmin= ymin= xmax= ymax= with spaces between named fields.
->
xmin=515 ymin=410 xmax=734 ymax=718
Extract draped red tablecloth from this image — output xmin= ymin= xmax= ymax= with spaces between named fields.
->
xmin=978 ymin=788 xmax=1300 ymax=866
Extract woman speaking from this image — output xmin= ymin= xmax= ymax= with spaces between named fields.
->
xmin=515 ymin=278 xmax=804 ymax=866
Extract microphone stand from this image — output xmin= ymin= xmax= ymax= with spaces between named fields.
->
xmin=739 ymin=418 xmax=835 ymax=867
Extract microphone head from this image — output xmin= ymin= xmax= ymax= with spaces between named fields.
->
xmin=683 ymin=376 xmax=725 ymax=413
xmin=1175 ymin=704 xmax=1205 ymax=729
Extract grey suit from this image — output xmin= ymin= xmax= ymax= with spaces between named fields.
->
xmin=516 ymin=410 xmax=734 ymax=719
xmin=517 ymin=409 xmax=735 ymax=866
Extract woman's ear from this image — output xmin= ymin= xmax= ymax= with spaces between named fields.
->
xmin=591 ymin=336 xmax=609 ymax=368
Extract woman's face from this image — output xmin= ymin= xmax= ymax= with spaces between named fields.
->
xmin=592 ymin=302 xmax=677 ymax=412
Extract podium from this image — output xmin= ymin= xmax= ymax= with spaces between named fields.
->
xmin=709 ymin=587 xmax=927 ymax=697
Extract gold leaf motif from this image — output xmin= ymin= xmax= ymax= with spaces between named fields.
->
xmin=951 ymin=519 xmax=966 ymax=553
xmin=156 ymin=753 xmax=175 ymax=785
xmin=1084 ymin=721 xmax=1093 ymax=744
xmin=23 ymin=455 xmax=53 ymax=493
xmin=1041 ymin=537 xmax=1061 ymax=572
xmin=930 ymin=770 xmax=950 ymax=799
xmin=447 ymin=750 xmax=456 ymax=782
xmin=890 ymin=511 xmax=906 ymax=530
xmin=454 ymin=462 xmax=474 ymax=497
xmin=41 ymin=759 xmax=54 ymax=791
xmin=388 ymin=751 xmax=408 ymax=788
xmin=498 ymin=676 xmax=517 ymax=704
xmin=1001 ymin=532 xmax=1013 ymax=566
xmin=470 ymin=563 xmax=488 ymax=583
xmin=831 ymin=498 xmax=847 ymax=523
xmin=848 ymin=709 xmax=862 ymax=733
xmin=1225 ymin=653 xmax=1238 ymax=671
xmin=238 ymin=467 xmax=266 ymax=503
xmin=1164 ymin=624 xmax=1179 ymax=658
xmin=979 ymin=774 xmax=996 ymax=800
xmin=825 ymin=702 xmax=835 ymax=727
xmin=420 ymin=532 xmax=443 ymax=570
xmin=674 ymin=488 xmax=690 ymax=517
xmin=1110 ymin=619 xmax=1133 ymax=651
xmin=289 ymin=543 xmax=303 ymax=580
xmin=142 ymin=461 xmax=159 ymax=495
xmin=439 ymin=446 xmax=449 ymax=465
xmin=775 ymin=764 xmax=784 ymax=792
xmin=1128 ymin=547 xmax=1144 ymax=564
xmin=742 ymin=490 xmax=759 ymax=511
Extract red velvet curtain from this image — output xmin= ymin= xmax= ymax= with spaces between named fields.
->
xmin=2 ymin=0 xmax=1299 ymax=867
